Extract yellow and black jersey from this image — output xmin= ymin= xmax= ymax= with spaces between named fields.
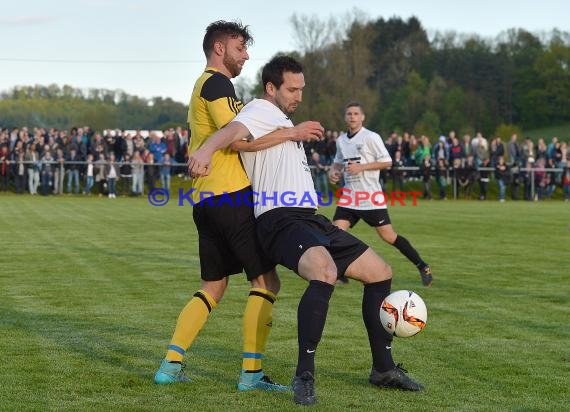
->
xmin=188 ymin=67 xmax=250 ymax=201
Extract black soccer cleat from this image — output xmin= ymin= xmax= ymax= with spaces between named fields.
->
xmin=369 ymin=364 xmax=424 ymax=391
xmin=292 ymin=371 xmax=317 ymax=406
xmin=419 ymin=265 xmax=433 ymax=287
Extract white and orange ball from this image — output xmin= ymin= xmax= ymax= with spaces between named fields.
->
xmin=380 ymin=290 xmax=427 ymax=337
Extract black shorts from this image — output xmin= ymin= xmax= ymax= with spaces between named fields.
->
xmin=192 ymin=186 xmax=274 ymax=281
xmin=333 ymin=206 xmax=391 ymax=228
xmin=256 ymin=207 xmax=369 ymax=277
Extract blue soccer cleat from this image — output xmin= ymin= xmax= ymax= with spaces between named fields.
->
xmin=237 ymin=370 xmax=290 ymax=391
xmin=154 ymin=359 xmax=191 ymax=384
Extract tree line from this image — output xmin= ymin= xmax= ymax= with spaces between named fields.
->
xmin=0 ymin=85 xmax=188 ymax=132
xmin=276 ymin=12 xmax=570 ymax=139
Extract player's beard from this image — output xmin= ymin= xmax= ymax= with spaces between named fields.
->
xmin=275 ymin=95 xmax=298 ymax=117
xmin=223 ymin=54 xmax=242 ymax=78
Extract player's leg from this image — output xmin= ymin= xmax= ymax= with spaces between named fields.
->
xmin=243 ymin=269 xmax=280 ymax=375
xmin=154 ymin=202 xmax=238 ymax=384
xmin=165 ymin=279 xmax=226 ymax=361
xmin=296 ymin=245 xmax=337 ymax=375
xmin=292 ymin=245 xmax=337 ymax=405
xmin=332 ymin=219 xmax=351 ymax=230
xmin=344 ymin=247 xmax=424 ymax=391
xmin=256 ymin=209 xmax=337 ymax=405
xmin=227 ymin=189 xmax=288 ymax=391
xmin=369 ymin=209 xmax=431 ymax=287
xmin=238 ymin=267 xmax=288 ymax=391
xmin=344 ymin=249 xmax=395 ymax=374
xmin=154 ymin=277 xmax=226 ymax=384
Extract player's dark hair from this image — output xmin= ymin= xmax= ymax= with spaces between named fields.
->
xmin=345 ymin=101 xmax=364 ymax=113
xmin=262 ymin=55 xmax=303 ymax=90
xmin=203 ymin=20 xmax=253 ymax=58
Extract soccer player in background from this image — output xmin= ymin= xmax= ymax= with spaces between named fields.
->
xmin=188 ymin=55 xmax=424 ymax=406
xmin=329 ymin=102 xmax=433 ymax=287
xmin=154 ymin=21 xmax=323 ymax=390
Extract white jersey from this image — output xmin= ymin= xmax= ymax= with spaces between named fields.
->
xmin=233 ymin=99 xmax=317 ymax=218
xmin=334 ymin=127 xmax=392 ymax=210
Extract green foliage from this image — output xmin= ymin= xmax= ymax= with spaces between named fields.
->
xmin=440 ymin=85 xmax=470 ymax=134
xmin=0 ymin=85 xmax=188 ymax=131
xmin=283 ymin=16 xmax=570 ymax=139
xmin=414 ymin=110 xmax=440 ymax=138
xmin=494 ymin=123 xmax=523 ymax=140
xmin=1 ymin=197 xmax=568 ymax=410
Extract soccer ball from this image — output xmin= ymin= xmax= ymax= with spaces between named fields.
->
xmin=379 ymin=290 xmax=427 ymax=338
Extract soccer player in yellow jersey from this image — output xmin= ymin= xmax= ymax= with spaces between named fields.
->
xmin=154 ymin=21 xmax=324 ymax=390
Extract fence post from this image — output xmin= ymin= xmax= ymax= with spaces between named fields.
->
xmin=530 ymin=168 xmax=535 ymax=200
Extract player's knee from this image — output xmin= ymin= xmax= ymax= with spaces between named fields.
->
xmin=382 ymin=232 xmax=397 ymax=244
xmin=269 ymin=276 xmax=281 ymax=295
xmin=252 ymin=268 xmax=281 ymax=295
xmin=313 ymin=259 xmax=337 ymax=284
xmin=367 ymin=261 xmax=392 ymax=282
xmin=201 ymin=279 xmax=227 ymax=303
xmin=321 ymin=265 xmax=338 ymax=284
xmin=361 ymin=261 xmax=392 ymax=284
xmin=203 ymin=287 xmax=225 ymax=303
xmin=382 ymin=262 xmax=393 ymax=279
xmin=298 ymin=253 xmax=337 ymax=285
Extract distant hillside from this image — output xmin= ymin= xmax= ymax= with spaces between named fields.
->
xmin=523 ymin=123 xmax=570 ymax=142
xmin=0 ymin=84 xmax=188 ymax=131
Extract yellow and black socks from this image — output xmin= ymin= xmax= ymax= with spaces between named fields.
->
xmin=166 ymin=290 xmax=217 ymax=362
xmin=242 ymin=288 xmax=276 ymax=372
xmin=363 ymin=279 xmax=396 ymax=372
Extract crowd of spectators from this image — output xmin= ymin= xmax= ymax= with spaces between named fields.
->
xmin=304 ymin=130 xmax=570 ymax=202
xmin=0 ymin=126 xmax=188 ymax=197
xmin=1 ymin=126 xmax=569 ymax=201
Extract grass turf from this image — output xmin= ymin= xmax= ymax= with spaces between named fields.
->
xmin=1 ymin=195 xmax=568 ymax=411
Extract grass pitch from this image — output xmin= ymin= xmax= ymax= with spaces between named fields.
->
xmin=1 ymin=195 xmax=568 ymax=411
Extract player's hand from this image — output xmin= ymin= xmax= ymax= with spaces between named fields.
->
xmin=345 ymin=161 xmax=364 ymax=175
xmin=291 ymin=121 xmax=324 ymax=142
xmin=188 ymin=149 xmax=212 ymax=178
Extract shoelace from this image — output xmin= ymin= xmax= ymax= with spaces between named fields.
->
xmin=177 ymin=363 xmax=189 ymax=378
xmin=260 ymin=375 xmax=277 ymax=385
xmin=395 ymin=363 xmax=409 ymax=374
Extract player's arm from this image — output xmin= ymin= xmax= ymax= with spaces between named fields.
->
xmin=346 ymin=160 xmax=392 ymax=175
xmin=189 ymin=120 xmax=324 ymax=175
xmin=230 ymin=121 xmax=324 ymax=152
xmin=328 ymin=138 xmax=345 ymax=183
xmin=187 ymin=121 xmax=251 ymax=176
xmin=328 ymin=162 xmax=344 ymax=183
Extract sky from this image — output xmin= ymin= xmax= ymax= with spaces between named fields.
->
xmin=1 ymin=0 xmax=568 ymax=104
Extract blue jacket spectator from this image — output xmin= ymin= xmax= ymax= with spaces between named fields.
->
xmin=149 ymin=132 xmax=167 ymax=164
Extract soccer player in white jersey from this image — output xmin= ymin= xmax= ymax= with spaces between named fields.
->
xmin=329 ymin=102 xmax=432 ymax=287
xmin=188 ymin=56 xmax=424 ymax=406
